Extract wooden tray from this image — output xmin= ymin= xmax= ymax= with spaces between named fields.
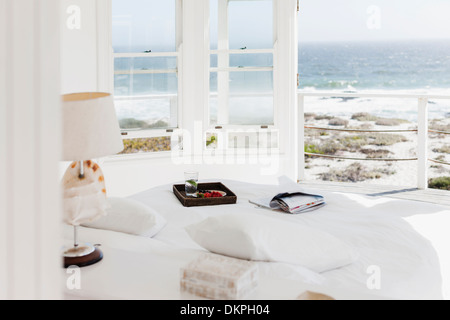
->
xmin=173 ymin=182 xmax=237 ymax=207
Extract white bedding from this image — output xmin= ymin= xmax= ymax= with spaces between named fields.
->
xmin=63 ymin=179 xmax=450 ymax=300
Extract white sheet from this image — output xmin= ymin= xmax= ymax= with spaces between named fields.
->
xmin=62 ymin=225 xmax=328 ymax=300
xmin=63 ymin=179 xmax=450 ymax=300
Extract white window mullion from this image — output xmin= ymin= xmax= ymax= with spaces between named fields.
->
xmin=114 ymin=69 xmax=178 ymax=75
xmin=211 ymin=66 xmax=273 ymax=73
xmin=114 ymin=52 xmax=179 ymax=58
xmin=169 ymin=95 xmax=178 ymax=128
xmin=176 ymin=0 xmax=183 ymax=130
xmin=182 ymin=0 xmax=210 ymax=159
xmin=273 ymin=39 xmax=279 ymax=128
xmin=274 ymin=0 xmax=298 ymax=179
xmin=217 ymin=0 xmax=230 ymax=125
xmin=96 ymin=0 xmax=114 ymax=93
xmin=211 ymin=48 xmax=274 ymax=55
xmin=273 ymin=0 xmax=279 ymax=129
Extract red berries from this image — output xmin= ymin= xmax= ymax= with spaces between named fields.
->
xmin=211 ymin=191 xmax=223 ymax=198
xmin=198 ymin=191 xmax=224 ymax=198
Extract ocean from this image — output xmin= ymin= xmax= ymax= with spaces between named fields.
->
xmin=114 ymin=40 xmax=450 ymax=126
xmin=299 ymin=40 xmax=450 ymax=90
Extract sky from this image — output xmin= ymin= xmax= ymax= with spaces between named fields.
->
xmin=299 ymin=0 xmax=450 ymax=42
xmin=112 ymin=0 xmax=450 ymax=49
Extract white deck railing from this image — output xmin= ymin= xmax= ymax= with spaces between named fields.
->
xmin=297 ymin=91 xmax=450 ymax=189
xmin=114 ymin=91 xmax=450 ymax=190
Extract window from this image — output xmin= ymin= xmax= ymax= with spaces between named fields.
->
xmin=109 ymin=0 xmax=293 ymax=156
xmin=208 ymin=0 xmax=278 ymax=150
xmin=112 ymin=0 xmax=181 ymax=154
xmin=210 ymin=0 xmax=274 ymax=126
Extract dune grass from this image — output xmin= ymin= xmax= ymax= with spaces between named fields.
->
xmin=319 ymin=163 xmax=395 ymax=183
xmin=120 ymin=137 xmax=171 ymax=154
xmin=429 ymin=177 xmax=450 ymax=191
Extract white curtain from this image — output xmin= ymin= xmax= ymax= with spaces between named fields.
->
xmin=0 ymin=0 xmax=62 ymax=300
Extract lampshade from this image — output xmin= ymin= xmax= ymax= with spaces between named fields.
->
xmin=62 ymin=92 xmax=124 ymax=161
xmin=61 ymin=92 xmax=123 ymax=268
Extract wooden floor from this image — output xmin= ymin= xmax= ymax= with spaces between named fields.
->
xmin=299 ymin=181 xmax=450 ymax=207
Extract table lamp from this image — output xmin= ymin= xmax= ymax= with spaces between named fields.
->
xmin=61 ymin=92 xmax=124 ymax=268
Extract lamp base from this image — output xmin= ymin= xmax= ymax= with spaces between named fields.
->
xmin=63 ymin=245 xmax=103 ymax=269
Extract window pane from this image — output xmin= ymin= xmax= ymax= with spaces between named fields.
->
xmin=229 ymin=71 xmax=273 ymax=94
xmin=211 ymin=53 xmax=272 ymax=68
xmin=230 ymin=53 xmax=273 ymax=68
xmin=210 ymin=71 xmax=273 ymax=126
xmin=210 ymin=0 xmax=218 ymax=50
xmin=228 ymin=95 xmax=273 ymax=125
xmin=229 ymin=0 xmax=273 ymax=50
xmin=114 ymin=73 xmax=178 ymax=130
xmin=229 ymin=70 xmax=273 ymax=125
xmin=115 ymin=95 xmax=178 ymax=130
xmin=112 ymin=0 xmax=176 ymax=53
xmin=120 ymin=137 xmax=172 ymax=154
xmin=115 ymin=73 xmax=178 ymax=97
xmin=211 ymin=54 xmax=218 ymax=68
xmin=115 ymin=57 xmax=177 ymax=72
xmin=211 ymin=0 xmax=273 ymax=50
xmin=112 ymin=0 xmax=179 ymax=144
xmin=210 ymin=1 xmax=274 ymax=129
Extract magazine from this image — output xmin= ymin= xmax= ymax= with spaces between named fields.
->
xmin=249 ymin=191 xmax=325 ymax=214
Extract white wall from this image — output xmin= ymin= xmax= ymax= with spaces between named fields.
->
xmin=101 ymin=155 xmax=290 ymax=197
xmin=0 ymin=0 xmax=62 ymax=300
xmin=60 ymin=0 xmax=99 ymax=94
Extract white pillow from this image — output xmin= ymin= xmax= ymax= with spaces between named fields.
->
xmin=83 ymin=197 xmax=167 ymax=238
xmin=185 ymin=212 xmax=358 ymax=273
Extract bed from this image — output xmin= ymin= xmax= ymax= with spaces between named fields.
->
xmin=62 ymin=178 xmax=450 ymax=300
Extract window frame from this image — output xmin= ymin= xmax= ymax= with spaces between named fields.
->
xmin=102 ymin=0 xmax=298 ymax=165
xmin=206 ymin=0 xmax=279 ymax=154
xmin=111 ymin=0 xmax=183 ymax=151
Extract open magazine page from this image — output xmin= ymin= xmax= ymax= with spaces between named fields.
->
xmin=249 ymin=197 xmax=279 ymax=210
xmin=274 ymin=193 xmax=325 ymax=214
xmin=250 ymin=190 xmax=326 ymax=214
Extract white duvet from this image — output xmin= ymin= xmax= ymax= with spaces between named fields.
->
xmin=63 ymin=179 xmax=450 ymax=300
